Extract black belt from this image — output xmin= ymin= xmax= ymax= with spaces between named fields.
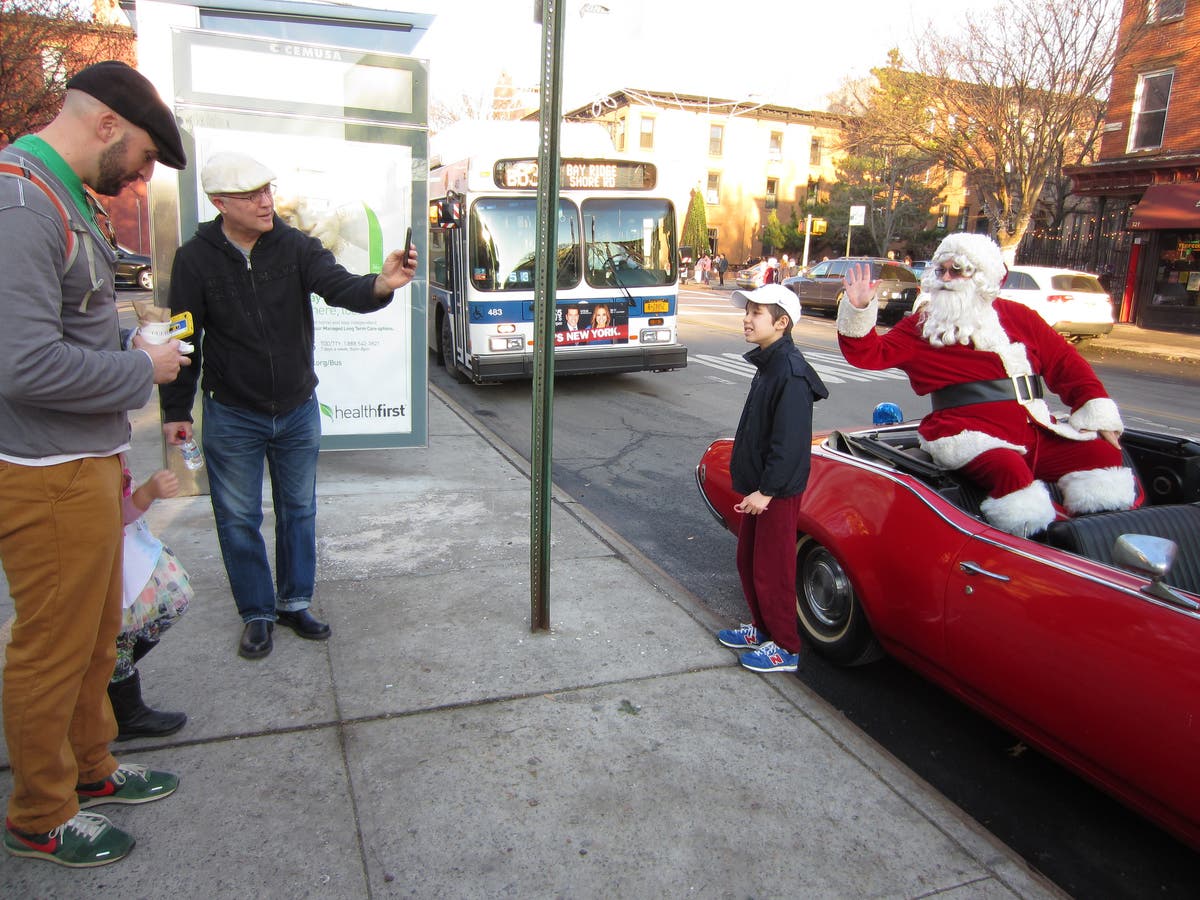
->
xmin=931 ymin=374 xmax=1044 ymax=411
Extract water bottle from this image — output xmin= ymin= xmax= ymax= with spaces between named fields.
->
xmin=179 ymin=436 xmax=204 ymax=471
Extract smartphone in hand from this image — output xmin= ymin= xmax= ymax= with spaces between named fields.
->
xmin=404 ymin=226 xmax=413 ymax=255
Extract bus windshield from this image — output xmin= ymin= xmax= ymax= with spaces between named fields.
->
xmin=582 ymin=198 xmax=676 ymax=288
xmin=469 ymin=197 xmax=579 ymax=291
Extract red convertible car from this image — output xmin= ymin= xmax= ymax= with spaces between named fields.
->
xmin=696 ymin=423 xmax=1200 ymax=849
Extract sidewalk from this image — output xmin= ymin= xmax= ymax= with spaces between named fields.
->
xmin=0 ymin=388 xmax=1065 ymax=899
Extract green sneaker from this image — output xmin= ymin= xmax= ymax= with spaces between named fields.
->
xmin=4 ymin=811 xmax=134 ymax=867
xmin=77 ymin=763 xmax=179 ymax=809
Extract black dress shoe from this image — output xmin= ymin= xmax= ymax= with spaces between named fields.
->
xmin=239 ymin=620 xmax=274 ymax=659
xmin=275 ymin=608 xmax=331 ymax=640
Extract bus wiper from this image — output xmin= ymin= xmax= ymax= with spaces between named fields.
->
xmin=603 ymin=242 xmax=634 ymax=301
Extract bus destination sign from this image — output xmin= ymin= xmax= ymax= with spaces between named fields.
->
xmin=494 ymin=158 xmax=656 ymax=191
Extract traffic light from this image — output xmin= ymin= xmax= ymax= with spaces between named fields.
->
xmin=810 ymin=217 xmax=827 ymax=236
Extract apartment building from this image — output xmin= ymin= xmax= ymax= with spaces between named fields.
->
xmin=562 ymin=89 xmax=845 ymax=264
xmin=1065 ymin=0 xmax=1200 ymax=331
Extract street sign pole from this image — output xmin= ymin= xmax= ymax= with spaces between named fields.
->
xmin=802 ymin=213 xmax=812 ymax=268
xmin=530 ymin=0 xmax=565 ymax=631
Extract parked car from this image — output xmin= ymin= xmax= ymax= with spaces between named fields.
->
xmin=908 ymin=259 xmax=931 ymax=278
xmin=997 ymin=265 xmax=1113 ymax=341
xmin=782 ymin=257 xmax=920 ymax=323
xmin=696 ymin=422 xmax=1200 ymax=849
xmin=114 ymin=245 xmax=154 ymax=291
xmin=734 ymin=260 xmax=770 ymax=290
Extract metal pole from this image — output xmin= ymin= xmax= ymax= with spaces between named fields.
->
xmin=845 ymin=224 xmax=852 ymax=258
xmin=802 ymin=213 xmax=812 ymax=268
xmin=530 ymin=0 xmax=565 ymax=631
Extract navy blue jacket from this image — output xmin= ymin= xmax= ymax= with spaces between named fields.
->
xmin=730 ymin=334 xmax=828 ymax=498
xmin=160 ymin=215 xmax=391 ymax=421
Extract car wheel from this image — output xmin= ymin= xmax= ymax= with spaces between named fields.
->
xmin=795 ymin=535 xmax=883 ymax=666
xmin=439 ymin=310 xmax=471 ymax=384
xmin=137 ymin=268 xmax=154 ymax=291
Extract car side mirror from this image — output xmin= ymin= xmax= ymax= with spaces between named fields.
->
xmin=1113 ymin=534 xmax=1199 ymax=611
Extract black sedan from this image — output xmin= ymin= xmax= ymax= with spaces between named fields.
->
xmin=114 ymin=245 xmax=153 ymax=291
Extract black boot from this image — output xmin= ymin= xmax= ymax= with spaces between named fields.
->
xmin=107 ymin=670 xmax=187 ymax=741
xmin=131 ymin=636 xmax=160 ymax=665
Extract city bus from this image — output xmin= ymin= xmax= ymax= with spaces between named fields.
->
xmin=427 ymin=123 xmax=686 ymax=384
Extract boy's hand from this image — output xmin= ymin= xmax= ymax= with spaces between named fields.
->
xmin=735 ymin=491 xmax=771 ymax=516
xmin=146 ymin=470 xmax=180 ymax=500
xmin=842 ymin=262 xmax=878 ymax=309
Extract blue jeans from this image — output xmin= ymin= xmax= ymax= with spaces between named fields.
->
xmin=202 ymin=394 xmax=320 ymax=623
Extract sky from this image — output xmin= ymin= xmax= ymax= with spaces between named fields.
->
xmin=399 ymin=0 xmax=999 ymax=114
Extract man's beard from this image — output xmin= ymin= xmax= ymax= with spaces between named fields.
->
xmin=919 ymin=279 xmax=993 ymax=348
xmin=94 ymin=135 xmax=132 ymax=197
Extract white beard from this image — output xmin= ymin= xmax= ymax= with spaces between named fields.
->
xmin=919 ymin=280 xmax=994 ymax=348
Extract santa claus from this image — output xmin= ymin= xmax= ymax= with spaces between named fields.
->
xmin=838 ymin=232 xmax=1135 ymax=537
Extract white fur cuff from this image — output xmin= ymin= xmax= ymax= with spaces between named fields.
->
xmin=1058 ymin=466 xmax=1136 ymax=515
xmin=921 ymin=429 xmax=1026 ymax=471
xmin=1068 ymin=397 xmax=1124 ymax=434
xmin=837 ymin=297 xmax=879 ymax=338
xmin=980 ymin=481 xmax=1056 ymax=537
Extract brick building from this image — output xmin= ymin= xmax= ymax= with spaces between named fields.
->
xmin=1065 ymin=0 xmax=1200 ymax=332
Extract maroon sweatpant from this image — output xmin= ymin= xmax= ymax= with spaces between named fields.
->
xmin=736 ymin=493 xmax=803 ymax=654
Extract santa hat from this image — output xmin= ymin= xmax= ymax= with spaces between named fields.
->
xmin=928 ymin=233 xmax=1007 ymax=300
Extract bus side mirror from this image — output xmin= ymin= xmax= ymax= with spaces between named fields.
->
xmin=432 ymin=192 xmax=464 ymax=229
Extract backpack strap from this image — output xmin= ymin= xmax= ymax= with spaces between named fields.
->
xmin=0 ymin=161 xmax=77 ymax=268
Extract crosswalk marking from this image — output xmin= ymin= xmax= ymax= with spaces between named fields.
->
xmin=690 ymin=352 xmax=907 ymax=385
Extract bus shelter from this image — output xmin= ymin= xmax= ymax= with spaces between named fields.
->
xmin=134 ymin=0 xmax=431 ymax=455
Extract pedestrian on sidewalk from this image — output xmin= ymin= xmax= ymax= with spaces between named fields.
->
xmin=716 ymin=284 xmax=828 ymax=672
xmin=111 ymin=463 xmax=193 ymax=741
xmin=715 ymin=252 xmax=728 ymax=287
xmin=0 ymin=60 xmax=187 ymax=868
xmin=159 ymin=151 xmax=418 ymax=661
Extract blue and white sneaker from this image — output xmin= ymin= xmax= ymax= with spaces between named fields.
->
xmin=739 ymin=641 xmax=800 ymax=673
xmin=716 ymin=623 xmax=761 ymax=649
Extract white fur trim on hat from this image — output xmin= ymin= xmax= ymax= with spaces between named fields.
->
xmin=1058 ymin=466 xmax=1136 ymax=515
xmin=920 ymin=429 xmax=1026 ymax=470
xmin=980 ymin=481 xmax=1056 ymax=537
xmin=837 ymin=296 xmax=878 ymax=338
xmin=926 ymin=233 xmax=1007 ymax=300
xmin=201 ymin=152 xmax=276 ymax=195
xmin=1067 ymin=397 xmax=1124 ymax=435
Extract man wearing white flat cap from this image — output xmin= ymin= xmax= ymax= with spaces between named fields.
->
xmin=160 ymin=152 xmax=417 ymax=660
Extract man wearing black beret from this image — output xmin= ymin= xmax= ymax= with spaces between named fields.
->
xmin=0 ymin=60 xmax=189 ymax=868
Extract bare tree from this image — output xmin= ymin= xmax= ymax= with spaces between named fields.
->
xmin=0 ymin=0 xmax=132 ymax=145
xmin=862 ymin=0 xmax=1133 ymax=259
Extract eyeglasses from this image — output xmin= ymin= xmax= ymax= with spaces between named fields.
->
xmin=216 ymin=184 xmax=275 ymax=204
xmin=934 ymin=262 xmax=975 ymax=279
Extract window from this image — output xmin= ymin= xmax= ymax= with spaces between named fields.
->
xmin=706 ymin=172 xmax=721 ymax=205
xmin=709 ymin=123 xmax=724 ymax=156
xmin=640 ymin=117 xmax=655 ymax=150
xmin=614 ymin=117 xmax=626 ymax=152
xmin=809 ymin=137 xmax=823 ymax=166
xmin=468 ymin=197 xmax=580 ymax=291
xmin=1130 ymin=70 xmax=1173 ymax=151
xmin=1148 ymin=0 xmax=1186 ymax=22
xmin=937 ymin=204 xmax=949 ymax=229
xmin=581 ymin=198 xmax=676 ymax=288
xmin=769 ymin=131 xmax=783 ymax=160
xmin=957 ymin=207 xmax=969 ymax=231
xmin=428 ymin=226 xmax=451 ymax=288
xmin=765 ymin=178 xmax=778 ymax=210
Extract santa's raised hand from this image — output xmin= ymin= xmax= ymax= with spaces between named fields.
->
xmin=843 ymin=262 xmax=878 ymax=309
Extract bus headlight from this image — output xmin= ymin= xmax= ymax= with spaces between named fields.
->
xmin=639 ymin=329 xmax=671 ymax=344
xmin=489 ymin=336 xmax=524 ymax=351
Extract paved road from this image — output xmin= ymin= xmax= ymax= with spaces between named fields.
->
xmin=430 ymin=288 xmax=1200 ymax=898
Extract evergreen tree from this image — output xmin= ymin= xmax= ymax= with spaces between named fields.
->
xmin=680 ymin=189 xmax=709 ymax=256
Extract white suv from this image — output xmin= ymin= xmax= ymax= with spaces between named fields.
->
xmin=998 ymin=266 xmax=1114 ymax=341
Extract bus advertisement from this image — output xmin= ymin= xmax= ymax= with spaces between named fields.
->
xmin=428 ymin=124 xmax=687 ymax=384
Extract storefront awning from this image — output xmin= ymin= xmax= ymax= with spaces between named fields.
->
xmin=1129 ymin=183 xmax=1200 ymax=230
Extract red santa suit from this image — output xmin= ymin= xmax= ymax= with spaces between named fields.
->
xmin=838 ymin=266 xmax=1135 ymax=537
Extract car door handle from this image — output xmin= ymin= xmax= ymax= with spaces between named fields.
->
xmin=959 ymin=561 xmax=1011 ymax=582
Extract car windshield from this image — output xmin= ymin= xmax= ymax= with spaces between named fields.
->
xmin=1050 ymin=273 xmax=1105 ymax=293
